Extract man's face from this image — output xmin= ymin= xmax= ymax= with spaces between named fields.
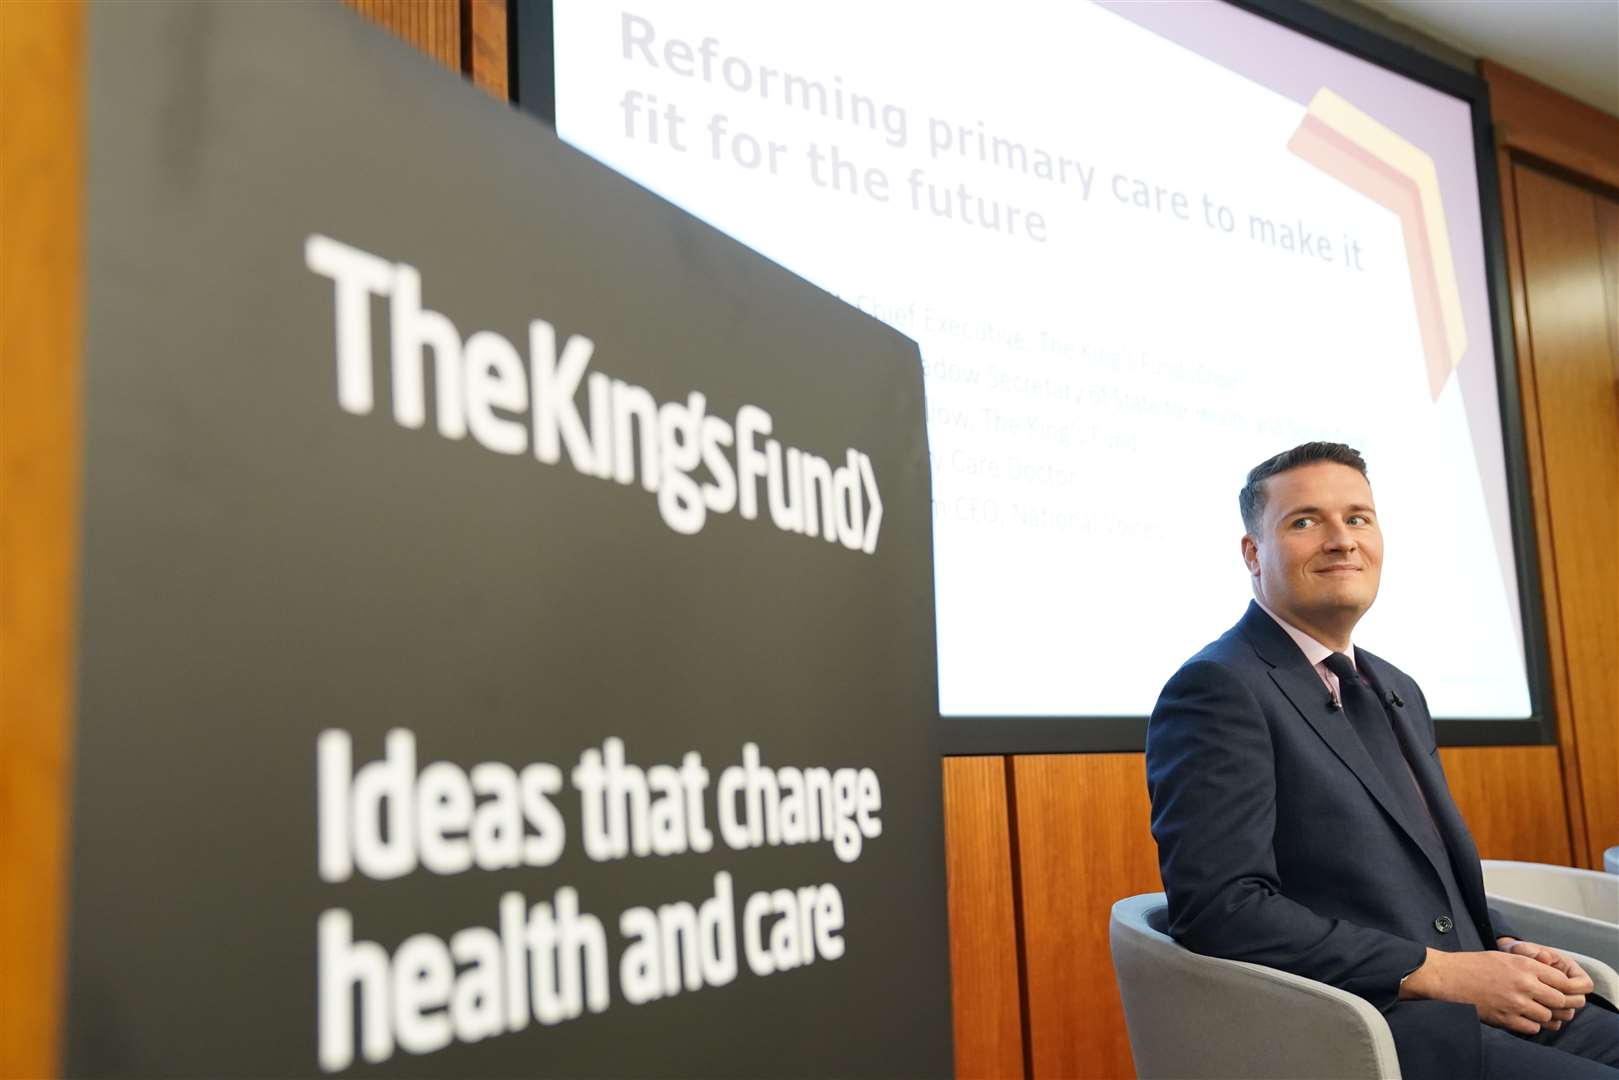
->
xmin=1242 ymin=461 xmax=1383 ymax=632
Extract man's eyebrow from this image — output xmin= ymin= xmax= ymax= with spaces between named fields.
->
xmin=1279 ymin=503 xmax=1377 ymax=517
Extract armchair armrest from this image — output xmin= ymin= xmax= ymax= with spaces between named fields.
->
xmin=1489 ymin=895 xmax=1619 ymax=974
xmin=1558 ymin=948 xmax=1619 ymax=1003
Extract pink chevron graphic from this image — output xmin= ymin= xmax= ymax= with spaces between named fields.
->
xmin=1288 ymin=88 xmax=1466 ymax=400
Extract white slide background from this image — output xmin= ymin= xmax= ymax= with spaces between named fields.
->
xmin=552 ymin=0 xmax=1532 ymax=719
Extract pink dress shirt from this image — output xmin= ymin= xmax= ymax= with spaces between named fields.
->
xmin=1254 ymin=596 xmax=1445 ymax=834
xmin=1254 ymin=598 xmax=1356 ymax=704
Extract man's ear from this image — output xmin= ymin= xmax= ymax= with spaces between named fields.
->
xmin=1241 ymin=535 xmax=1260 ymax=578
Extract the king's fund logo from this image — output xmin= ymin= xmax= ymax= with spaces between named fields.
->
xmin=306 ymin=235 xmax=884 ymax=552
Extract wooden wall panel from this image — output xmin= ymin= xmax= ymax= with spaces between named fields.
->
xmin=1482 ymin=60 xmax=1619 ymax=193
xmin=1484 ymin=60 xmax=1619 ymax=871
xmin=468 ymin=0 xmax=509 ymax=100
xmin=1440 ymin=746 xmax=1572 ymax=864
xmin=1509 ymin=162 xmax=1619 ymax=869
xmin=0 ymin=3 xmax=84 ymax=1078
xmin=943 ymin=758 xmax=1026 ymax=1080
xmin=1013 ymin=754 xmax=1159 ymax=1080
xmin=343 ymin=0 xmax=508 ymax=101
xmin=1596 ymin=197 xmax=1619 ymax=385
xmin=341 ymin=0 xmax=461 ymax=73
xmin=1493 ymin=147 xmax=1594 ymax=867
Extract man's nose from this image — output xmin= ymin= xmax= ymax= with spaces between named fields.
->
xmin=1323 ymin=523 xmax=1358 ymax=550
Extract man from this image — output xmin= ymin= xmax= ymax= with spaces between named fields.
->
xmin=1146 ymin=441 xmax=1619 ymax=1079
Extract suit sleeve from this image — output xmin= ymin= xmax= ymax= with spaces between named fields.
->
xmin=1146 ymin=659 xmax=1428 ymax=1010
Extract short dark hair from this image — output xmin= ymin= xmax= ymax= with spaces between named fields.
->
xmin=1239 ymin=441 xmax=1368 ymax=535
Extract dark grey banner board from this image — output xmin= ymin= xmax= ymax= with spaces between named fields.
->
xmin=67 ymin=3 xmax=951 ymax=1077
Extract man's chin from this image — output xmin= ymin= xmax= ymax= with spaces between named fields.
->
xmin=1311 ymin=592 xmax=1378 ymax=620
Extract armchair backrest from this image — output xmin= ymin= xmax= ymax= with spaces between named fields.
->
xmin=1109 ymin=893 xmax=1400 ymax=1080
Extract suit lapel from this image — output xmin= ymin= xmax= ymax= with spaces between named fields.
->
xmin=1358 ymin=650 xmax=1497 ymax=936
xmin=1408 ymin=741 xmax=1494 ymax=935
xmin=1237 ymin=605 xmax=1452 ymax=881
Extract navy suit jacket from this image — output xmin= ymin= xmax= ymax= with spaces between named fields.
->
xmin=1146 ymin=602 xmax=1513 ymax=1077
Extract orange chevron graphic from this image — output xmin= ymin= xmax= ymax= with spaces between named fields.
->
xmin=1288 ymin=88 xmax=1466 ymax=400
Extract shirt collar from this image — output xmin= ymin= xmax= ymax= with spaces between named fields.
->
xmin=1254 ymin=598 xmax=1355 ymax=671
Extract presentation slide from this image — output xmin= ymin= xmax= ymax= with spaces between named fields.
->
xmin=551 ymin=0 xmax=1532 ymax=721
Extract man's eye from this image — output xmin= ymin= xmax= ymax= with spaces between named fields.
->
xmin=1291 ymin=517 xmax=1315 ymax=528
xmin=1349 ymin=514 xmax=1372 ymax=526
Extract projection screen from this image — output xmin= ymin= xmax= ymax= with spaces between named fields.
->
xmin=524 ymin=0 xmax=1551 ymax=751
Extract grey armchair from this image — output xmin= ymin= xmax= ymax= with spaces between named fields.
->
xmin=1110 ymin=891 xmax=1619 ymax=1080
xmin=1110 ymin=893 xmax=1400 ymax=1079
xmin=1483 ymin=859 xmax=1619 ymax=971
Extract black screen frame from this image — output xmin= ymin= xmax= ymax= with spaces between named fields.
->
xmin=510 ymin=0 xmax=1556 ymax=754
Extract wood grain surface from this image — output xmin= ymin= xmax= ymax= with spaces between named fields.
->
xmin=1484 ymin=57 xmax=1619 ymax=872
xmin=1012 ymin=754 xmax=1160 ymax=1080
xmin=1482 ymin=60 xmax=1619 ymax=192
xmin=0 ymin=3 xmax=84 ymax=1078
xmin=1440 ymin=746 xmax=1573 ymax=864
xmin=1596 ymin=196 xmax=1619 ymax=386
xmin=943 ymin=757 xmax=1026 ymax=1080
xmin=1493 ymin=146 xmax=1594 ymax=869
xmin=341 ymin=0 xmax=461 ymax=72
xmin=467 ymin=0 xmax=509 ymax=100
xmin=1508 ymin=162 xmax=1619 ymax=869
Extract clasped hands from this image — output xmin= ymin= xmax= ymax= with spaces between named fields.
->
xmin=1399 ymin=935 xmax=1595 ymax=1035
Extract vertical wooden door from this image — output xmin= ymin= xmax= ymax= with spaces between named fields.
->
xmin=1509 ymin=161 xmax=1619 ymax=870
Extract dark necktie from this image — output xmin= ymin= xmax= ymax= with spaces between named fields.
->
xmin=1322 ymin=652 xmax=1436 ymax=840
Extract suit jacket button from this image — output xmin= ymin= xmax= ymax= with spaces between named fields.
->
xmin=1434 ymin=915 xmax=1454 ymax=933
